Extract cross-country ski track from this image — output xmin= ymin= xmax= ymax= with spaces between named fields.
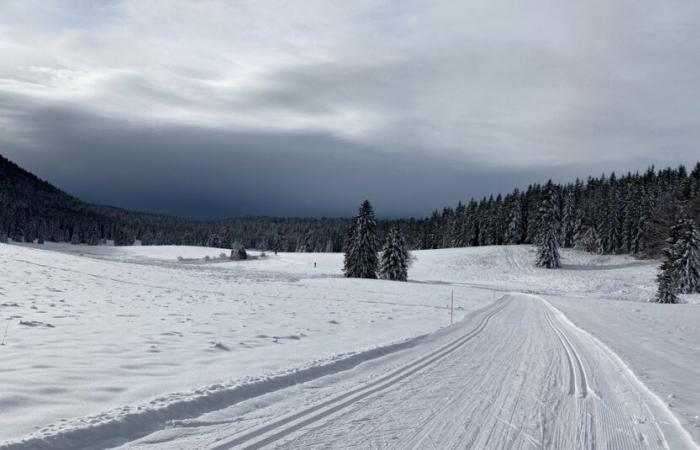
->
xmin=109 ymin=294 xmax=695 ymax=450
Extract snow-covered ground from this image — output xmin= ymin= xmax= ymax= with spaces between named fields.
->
xmin=0 ymin=243 xmax=698 ymax=449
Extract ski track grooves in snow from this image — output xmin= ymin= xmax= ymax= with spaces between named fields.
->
xmin=180 ymin=293 xmax=697 ymax=450
xmin=539 ymin=296 xmax=699 ymax=450
xmin=210 ymin=298 xmax=511 ymax=449
xmin=544 ymin=311 xmax=589 ymax=399
xmin=0 ymin=331 xmax=435 ymax=450
xmin=5 ymin=287 xmax=698 ymax=449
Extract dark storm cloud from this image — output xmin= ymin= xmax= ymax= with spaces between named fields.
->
xmin=0 ymin=95 xmax=540 ymax=218
xmin=1 ymin=1 xmax=700 ymax=217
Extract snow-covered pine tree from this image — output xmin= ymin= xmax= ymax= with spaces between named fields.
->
xmin=524 ymin=184 xmax=543 ymax=244
xmin=561 ymin=188 xmax=576 ymax=248
xmin=535 ymin=182 xmax=561 ymax=268
xmin=633 ymin=188 xmax=653 ymax=255
xmin=599 ymin=203 xmax=614 ymax=253
xmin=506 ymin=195 xmax=523 ymax=244
xmin=441 ymin=207 xmax=456 ymax=248
xmin=466 ymin=200 xmax=479 ymax=246
xmin=379 ymin=227 xmax=409 ymax=281
xmin=493 ymin=194 xmax=506 ymax=245
xmin=573 ymin=210 xmax=585 ymax=247
xmin=654 ymin=218 xmax=691 ymax=303
xmin=451 ymin=202 xmax=467 ymax=247
xmin=612 ymin=189 xmax=625 ymax=254
xmin=343 ymin=200 xmax=379 ymax=279
xmin=670 ymin=219 xmax=700 ymax=294
xmin=655 ymin=248 xmax=678 ymax=304
xmin=343 ymin=221 xmax=357 ymax=272
xmin=577 ymin=226 xmax=599 ymax=253
xmin=595 ymin=224 xmax=606 ymax=254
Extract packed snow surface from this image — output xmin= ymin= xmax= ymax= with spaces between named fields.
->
xmin=0 ymin=244 xmax=698 ymax=449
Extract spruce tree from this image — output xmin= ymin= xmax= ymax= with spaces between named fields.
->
xmin=561 ymin=189 xmax=576 ymax=247
xmin=344 ymin=200 xmax=379 ymax=279
xmin=379 ymin=227 xmax=409 ymax=281
xmin=573 ymin=212 xmax=585 ymax=247
xmin=535 ymin=182 xmax=561 ymax=268
xmin=576 ymin=223 xmax=599 ymax=253
xmin=656 ymin=246 xmax=679 ymax=303
xmin=451 ymin=202 xmax=467 ymax=247
xmin=506 ymin=196 xmax=523 ymax=244
xmin=671 ymin=219 xmax=700 ymax=294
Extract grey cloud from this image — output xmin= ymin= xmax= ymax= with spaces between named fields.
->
xmin=0 ymin=95 xmax=545 ymax=218
xmin=1 ymin=1 xmax=700 ymax=217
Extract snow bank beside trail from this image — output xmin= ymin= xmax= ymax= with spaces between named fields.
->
xmin=0 ymin=244 xmax=489 ymax=443
xmin=2 ymin=332 xmax=428 ymax=450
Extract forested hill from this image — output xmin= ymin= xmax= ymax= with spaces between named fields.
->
xmin=0 ymin=154 xmax=106 ymax=243
xmin=0 ymin=154 xmax=352 ymax=250
xmin=2 ymin=153 xmax=700 ymax=257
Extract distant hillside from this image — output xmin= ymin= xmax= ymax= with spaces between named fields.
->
xmin=0 ymin=154 xmax=107 ymax=243
xmin=0 ymin=154 xmax=353 ymax=250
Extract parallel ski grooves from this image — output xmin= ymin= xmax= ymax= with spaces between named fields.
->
xmin=211 ymin=298 xmax=510 ymax=450
xmin=545 ymin=312 xmax=589 ymax=399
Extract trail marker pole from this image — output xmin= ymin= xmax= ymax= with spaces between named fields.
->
xmin=450 ymin=289 xmax=454 ymax=325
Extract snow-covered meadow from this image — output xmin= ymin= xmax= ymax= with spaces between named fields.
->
xmin=0 ymin=243 xmax=699 ymax=447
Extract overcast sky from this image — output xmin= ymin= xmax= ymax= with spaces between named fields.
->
xmin=1 ymin=0 xmax=699 ymax=218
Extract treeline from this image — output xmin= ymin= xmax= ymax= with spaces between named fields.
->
xmin=2 ymin=153 xmax=700 ymax=259
xmin=416 ymin=163 xmax=700 ymax=259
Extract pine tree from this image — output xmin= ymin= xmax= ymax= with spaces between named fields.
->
xmin=535 ymin=182 xmax=561 ymax=268
xmin=561 ymin=189 xmax=576 ymax=247
xmin=633 ymin=187 xmax=653 ymax=255
xmin=655 ymin=249 xmax=678 ymax=304
xmin=670 ymin=220 xmax=700 ymax=294
xmin=575 ymin=221 xmax=599 ymax=253
xmin=654 ymin=219 xmax=693 ymax=303
xmin=451 ymin=202 xmax=467 ymax=247
xmin=505 ymin=195 xmax=523 ymax=244
xmin=344 ymin=200 xmax=379 ymax=279
xmin=573 ymin=212 xmax=584 ymax=246
xmin=379 ymin=227 xmax=409 ymax=281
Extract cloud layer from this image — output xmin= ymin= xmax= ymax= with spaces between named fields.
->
xmin=1 ymin=0 xmax=699 ymax=217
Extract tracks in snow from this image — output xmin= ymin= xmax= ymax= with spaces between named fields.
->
xmin=209 ymin=298 xmax=511 ymax=450
xmin=128 ymin=293 xmax=697 ymax=450
xmin=20 ymin=293 xmax=696 ymax=450
xmin=544 ymin=311 xmax=590 ymax=399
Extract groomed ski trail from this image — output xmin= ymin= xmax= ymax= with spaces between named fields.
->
xmin=117 ymin=293 xmax=697 ymax=450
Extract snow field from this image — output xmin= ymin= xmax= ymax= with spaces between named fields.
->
xmin=0 ymin=244 xmax=488 ymax=445
xmin=0 ymin=243 xmax=699 ymax=448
